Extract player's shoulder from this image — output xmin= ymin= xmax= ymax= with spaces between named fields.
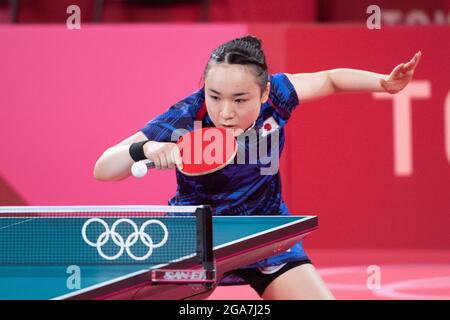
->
xmin=268 ymin=73 xmax=300 ymax=114
xmin=169 ymin=87 xmax=205 ymax=115
xmin=140 ymin=88 xmax=205 ymax=140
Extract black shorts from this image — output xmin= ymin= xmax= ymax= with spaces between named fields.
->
xmin=229 ymin=259 xmax=312 ymax=297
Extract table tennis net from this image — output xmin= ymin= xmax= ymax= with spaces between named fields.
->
xmin=0 ymin=206 xmax=211 ymax=266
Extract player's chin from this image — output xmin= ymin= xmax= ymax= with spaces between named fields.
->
xmin=232 ymin=128 xmax=246 ymax=137
xmin=220 ymin=126 xmax=244 ymax=137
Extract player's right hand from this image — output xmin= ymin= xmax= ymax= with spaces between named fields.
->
xmin=143 ymin=141 xmax=183 ymax=170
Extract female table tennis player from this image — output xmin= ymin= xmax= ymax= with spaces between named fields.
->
xmin=94 ymin=35 xmax=421 ymax=299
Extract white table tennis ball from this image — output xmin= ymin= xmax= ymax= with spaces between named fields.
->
xmin=131 ymin=161 xmax=148 ymax=178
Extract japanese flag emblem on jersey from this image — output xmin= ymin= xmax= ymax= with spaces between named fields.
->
xmin=261 ymin=117 xmax=279 ymax=137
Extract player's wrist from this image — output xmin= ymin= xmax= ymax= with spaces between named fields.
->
xmin=129 ymin=140 xmax=151 ymax=161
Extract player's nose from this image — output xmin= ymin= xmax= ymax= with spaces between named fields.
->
xmin=220 ymin=103 xmax=236 ymax=119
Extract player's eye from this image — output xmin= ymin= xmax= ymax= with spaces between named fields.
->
xmin=210 ymin=96 xmax=219 ymax=100
xmin=235 ymin=99 xmax=247 ymax=103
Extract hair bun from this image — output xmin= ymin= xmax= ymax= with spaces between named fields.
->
xmin=240 ymin=35 xmax=262 ymax=49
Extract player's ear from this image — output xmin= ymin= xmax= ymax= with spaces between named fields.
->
xmin=261 ymin=81 xmax=270 ymax=103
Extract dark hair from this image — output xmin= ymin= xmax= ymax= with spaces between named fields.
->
xmin=202 ymin=35 xmax=269 ymax=95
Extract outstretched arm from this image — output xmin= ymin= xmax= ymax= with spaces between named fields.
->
xmin=285 ymin=51 xmax=421 ymax=102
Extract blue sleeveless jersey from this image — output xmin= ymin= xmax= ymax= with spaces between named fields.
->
xmin=140 ymin=73 xmax=310 ymax=283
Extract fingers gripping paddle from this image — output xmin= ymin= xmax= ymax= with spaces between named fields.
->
xmin=131 ymin=127 xmax=237 ymax=178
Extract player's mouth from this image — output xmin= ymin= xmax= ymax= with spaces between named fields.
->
xmin=220 ymin=125 xmax=245 ymax=137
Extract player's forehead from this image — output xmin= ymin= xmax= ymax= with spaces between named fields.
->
xmin=205 ymin=64 xmax=259 ymax=95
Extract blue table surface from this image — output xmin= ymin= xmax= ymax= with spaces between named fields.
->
xmin=0 ymin=216 xmax=309 ymax=299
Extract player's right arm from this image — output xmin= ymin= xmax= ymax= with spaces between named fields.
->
xmin=95 ymin=88 xmax=203 ymax=181
xmin=93 ymin=132 xmax=180 ymax=181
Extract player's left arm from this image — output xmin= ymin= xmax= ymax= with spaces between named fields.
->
xmin=285 ymin=51 xmax=421 ymax=102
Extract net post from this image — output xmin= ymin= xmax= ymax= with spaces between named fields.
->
xmin=195 ymin=205 xmax=215 ymax=288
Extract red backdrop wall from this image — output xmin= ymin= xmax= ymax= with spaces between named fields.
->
xmin=249 ymin=25 xmax=450 ymax=249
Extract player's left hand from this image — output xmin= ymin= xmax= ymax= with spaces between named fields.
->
xmin=380 ymin=51 xmax=422 ymax=94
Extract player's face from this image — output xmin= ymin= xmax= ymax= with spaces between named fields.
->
xmin=205 ymin=64 xmax=270 ymax=135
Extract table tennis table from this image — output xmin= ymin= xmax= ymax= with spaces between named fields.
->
xmin=0 ymin=205 xmax=317 ymax=300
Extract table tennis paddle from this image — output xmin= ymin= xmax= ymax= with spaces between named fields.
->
xmin=131 ymin=127 xmax=237 ymax=178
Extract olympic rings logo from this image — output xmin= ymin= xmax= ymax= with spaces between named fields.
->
xmin=81 ymin=218 xmax=169 ymax=261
